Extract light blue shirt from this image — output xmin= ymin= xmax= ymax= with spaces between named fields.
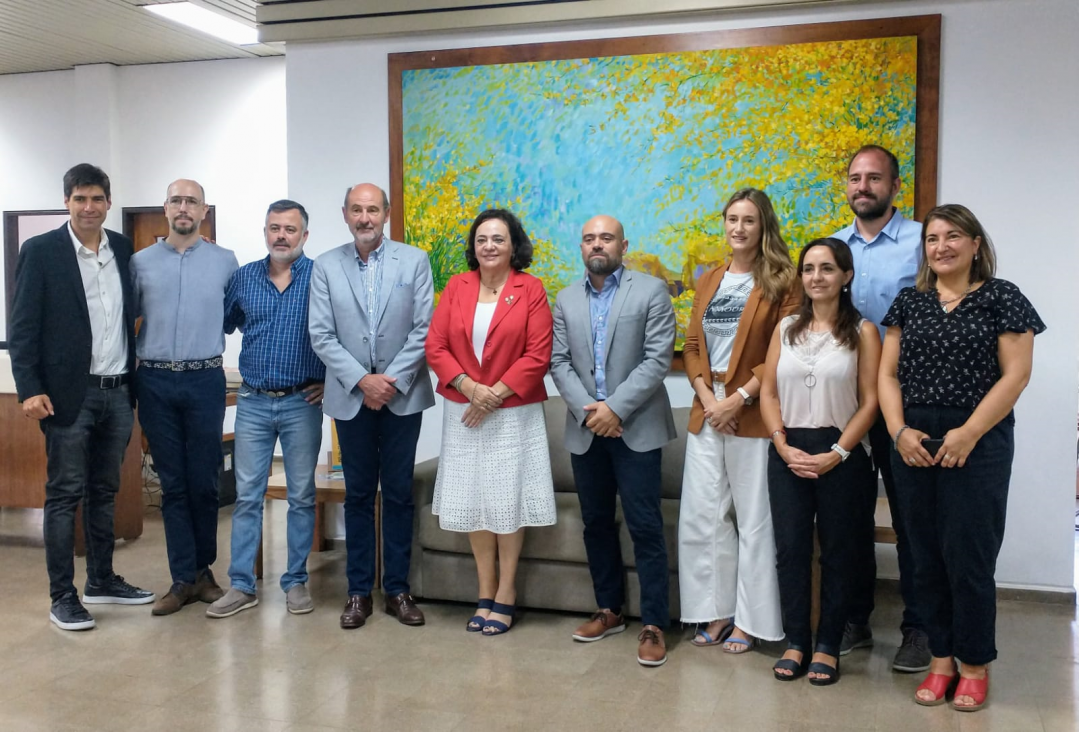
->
xmin=585 ymin=266 xmax=623 ymax=400
xmin=353 ymin=242 xmax=385 ymax=370
xmin=832 ymin=208 xmax=922 ymax=339
xmin=131 ymin=237 xmax=239 ymax=361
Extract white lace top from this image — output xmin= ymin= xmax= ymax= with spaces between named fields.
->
xmin=776 ymin=315 xmax=869 ymax=453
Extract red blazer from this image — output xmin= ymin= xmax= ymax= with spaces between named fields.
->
xmin=426 ymin=269 xmax=552 ymax=407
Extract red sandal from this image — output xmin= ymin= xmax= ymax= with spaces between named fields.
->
xmin=914 ymin=671 xmax=958 ymax=706
xmin=952 ymin=671 xmax=989 ymax=712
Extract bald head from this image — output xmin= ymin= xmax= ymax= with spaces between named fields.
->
xmin=343 ymin=183 xmax=389 ymax=210
xmin=164 ymin=178 xmax=208 ymax=238
xmin=343 ymin=182 xmax=390 ymax=251
xmin=580 ymin=214 xmax=628 ymax=278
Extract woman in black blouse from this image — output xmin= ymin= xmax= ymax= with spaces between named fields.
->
xmin=879 ymin=204 xmax=1044 ymax=712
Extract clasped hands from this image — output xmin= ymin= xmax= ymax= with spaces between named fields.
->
xmin=462 ymin=383 xmax=502 ymax=428
xmin=702 ymin=392 xmax=743 ymax=435
xmin=777 ymin=443 xmax=841 ymax=479
xmin=583 ymin=401 xmax=622 ymax=437
xmin=358 ymin=373 xmax=397 ymax=410
xmin=896 ymin=426 xmax=978 ymax=469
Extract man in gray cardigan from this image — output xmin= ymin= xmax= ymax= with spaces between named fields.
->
xmin=550 ymin=214 xmax=677 ymax=667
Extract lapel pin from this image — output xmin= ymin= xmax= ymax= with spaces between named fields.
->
xmin=505 ymin=295 xmax=515 ymax=304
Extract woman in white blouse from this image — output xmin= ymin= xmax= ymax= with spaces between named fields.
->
xmin=759 ymin=237 xmax=881 ymax=685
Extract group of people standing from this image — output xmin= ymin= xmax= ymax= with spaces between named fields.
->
xmin=9 ymin=143 xmax=1042 ymax=713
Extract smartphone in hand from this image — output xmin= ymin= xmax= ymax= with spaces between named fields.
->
xmin=921 ymin=437 xmax=945 ymax=455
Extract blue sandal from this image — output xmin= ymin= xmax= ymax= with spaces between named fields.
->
xmin=691 ymin=620 xmax=735 ymax=647
xmin=466 ymin=598 xmax=494 ymax=632
xmin=481 ymin=602 xmax=516 ymax=636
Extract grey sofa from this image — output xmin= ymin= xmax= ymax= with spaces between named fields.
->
xmin=409 ymin=396 xmax=690 ymax=618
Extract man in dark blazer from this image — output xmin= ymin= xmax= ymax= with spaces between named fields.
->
xmin=8 ymin=163 xmax=154 ymax=631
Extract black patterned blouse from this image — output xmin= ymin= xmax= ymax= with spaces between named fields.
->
xmin=881 ymin=278 xmax=1046 ymax=409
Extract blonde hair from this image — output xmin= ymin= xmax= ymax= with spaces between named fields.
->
xmin=722 ymin=188 xmax=795 ymax=302
xmin=915 ymin=204 xmax=997 ymax=292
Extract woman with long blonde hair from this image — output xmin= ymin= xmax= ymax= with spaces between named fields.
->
xmin=678 ymin=188 xmax=799 ymax=652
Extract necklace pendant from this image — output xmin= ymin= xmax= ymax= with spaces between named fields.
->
xmin=804 ymin=373 xmax=817 ymax=388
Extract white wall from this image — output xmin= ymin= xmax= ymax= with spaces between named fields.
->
xmin=287 ymin=0 xmax=1079 ymax=592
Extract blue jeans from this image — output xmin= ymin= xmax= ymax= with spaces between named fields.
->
xmin=335 ymin=406 xmax=423 ymax=597
xmin=42 ymin=384 xmax=134 ymax=601
xmin=571 ymin=436 xmax=669 ymax=628
xmin=227 ymin=387 xmax=323 ymax=594
xmin=137 ymin=366 xmax=226 ymax=585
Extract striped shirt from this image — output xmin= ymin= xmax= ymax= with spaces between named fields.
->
xmin=586 ymin=266 xmax=623 ymax=400
xmin=224 ymin=254 xmax=325 ymax=390
xmin=354 ymin=243 xmax=385 ymax=369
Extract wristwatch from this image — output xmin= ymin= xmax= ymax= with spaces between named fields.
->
xmin=736 ymin=386 xmax=754 ymax=406
xmin=830 ymin=443 xmax=851 ymax=462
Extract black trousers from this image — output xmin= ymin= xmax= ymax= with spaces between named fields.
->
xmin=847 ymin=413 xmax=924 ymax=631
xmin=767 ymin=427 xmax=875 ymax=652
xmin=891 ymin=405 xmax=1012 ymax=666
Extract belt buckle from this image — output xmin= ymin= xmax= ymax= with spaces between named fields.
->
xmin=169 ymin=361 xmax=184 ymax=372
xmin=268 ymin=389 xmax=286 ymax=398
xmin=100 ymin=375 xmax=119 ymax=389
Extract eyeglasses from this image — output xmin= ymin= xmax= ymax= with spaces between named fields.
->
xmin=167 ymin=196 xmax=203 ymax=208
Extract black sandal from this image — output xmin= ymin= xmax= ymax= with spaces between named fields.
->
xmin=808 ymin=649 xmax=841 ymax=687
xmin=773 ymin=645 xmax=810 ymax=681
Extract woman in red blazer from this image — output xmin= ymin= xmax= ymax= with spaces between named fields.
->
xmin=425 ymin=208 xmax=555 ymax=636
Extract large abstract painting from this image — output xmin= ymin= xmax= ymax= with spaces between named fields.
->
xmin=390 ymin=15 xmax=940 ymax=349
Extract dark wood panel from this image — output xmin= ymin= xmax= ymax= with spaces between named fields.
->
xmin=122 ymin=206 xmax=216 ymax=252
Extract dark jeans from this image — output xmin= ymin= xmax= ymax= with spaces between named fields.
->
xmin=892 ymin=405 xmax=1012 ymax=666
xmin=335 ymin=406 xmax=423 ymax=597
xmin=137 ymin=366 xmax=226 ymax=585
xmin=571 ymin=436 xmax=669 ymax=628
xmin=847 ymin=413 xmax=924 ymax=632
xmin=767 ymin=427 xmax=875 ymax=652
xmin=42 ymin=385 xmax=134 ymax=601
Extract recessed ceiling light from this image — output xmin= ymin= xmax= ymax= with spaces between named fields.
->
xmin=144 ymin=2 xmax=260 ymax=46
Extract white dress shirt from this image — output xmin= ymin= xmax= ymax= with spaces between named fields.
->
xmin=69 ymin=223 xmax=127 ymax=375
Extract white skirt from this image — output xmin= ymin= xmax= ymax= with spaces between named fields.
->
xmin=432 ymin=401 xmax=556 ymax=534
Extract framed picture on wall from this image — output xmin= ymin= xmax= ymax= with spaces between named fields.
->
xmin=2 ymin=210 xmax=70 ymax=349
xmin=389 ymin=14 xmax=941 ymax=356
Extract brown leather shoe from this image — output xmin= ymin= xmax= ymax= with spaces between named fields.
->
xmin=572 ymin=609 xmax=626 ymax=642
xmin=385 ymin=592 xmax=425 ymax=626
xmin=340 ymin=595 xmax=373 ymax=629
xmin=151 ymin=582 xmax=199 ymax=616
xmin=637 ymin=625 xmax=667 ymax=667
xmin=195 ymin=568 xmax=225 ymax=603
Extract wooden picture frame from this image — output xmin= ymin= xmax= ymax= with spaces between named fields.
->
xmin=2 ymin=210 xmax=70 ymax=349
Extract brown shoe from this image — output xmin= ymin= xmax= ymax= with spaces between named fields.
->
xmin=195 ymin=569 xmax=225 ymax=604
xmin=385 ymin=592 xmax=425 ymax=626
xmin=572 ymin=608 xmax=626 ymax=642
xmin=637 ymin=625 xmax=667 ymax=667
xmin=340 ymin=595 xmax=373 ymax=629
xmin=151 ymin=582 xmax=199 ymax=616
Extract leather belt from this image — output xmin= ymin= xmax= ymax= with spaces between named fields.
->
xmin=242 ymin=381 xmax=313 ymax=398
xmin=88 ymin=373 xmax=130 ymax=389
xmin=141 ymin=357 xmax=223 ymax=372
xmin=710 ymin=370 xmax=727 ymax=383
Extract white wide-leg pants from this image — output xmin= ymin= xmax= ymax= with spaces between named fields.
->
xmin=678 ymin=395 xmax=783 ymax=640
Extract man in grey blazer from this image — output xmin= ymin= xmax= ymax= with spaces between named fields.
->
xmin=550 ymin=214 xmax=677 ymax=667
xmin=308 ymin=183 xmax=435 ymax=629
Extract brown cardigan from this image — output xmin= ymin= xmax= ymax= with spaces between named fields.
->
xmin=683 ymin=263 xmax=800 ymax=437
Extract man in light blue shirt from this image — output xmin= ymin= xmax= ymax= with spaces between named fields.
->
xmin=132 ymin=179 xmax=239 ymax=617
xmin=831 ymin=145 xmax=927 ymax=672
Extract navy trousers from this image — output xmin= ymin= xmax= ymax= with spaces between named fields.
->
xmin=335 ymin=406 xmax=423 ymax=597
xmin=571 ymin=436 xmax=669 ymax=628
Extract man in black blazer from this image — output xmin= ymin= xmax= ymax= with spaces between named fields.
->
xmin=8 ymin=163 xmax=154 ymax=631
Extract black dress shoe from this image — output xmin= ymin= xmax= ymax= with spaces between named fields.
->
xmin=385 ymin=592 xmax=425 ymax=626
xmin=340 ymin=595 xmax=373 ymax=629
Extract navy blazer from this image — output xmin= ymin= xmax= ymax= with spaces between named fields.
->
xmin=8 ymin=224 xmax=138 ymax=427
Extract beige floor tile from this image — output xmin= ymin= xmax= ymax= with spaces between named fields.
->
xmin=0 ymin=505 xmax=1074 ymax=731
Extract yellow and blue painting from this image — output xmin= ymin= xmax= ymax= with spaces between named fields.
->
xmin=402 ymin=36 xmax=918 ymax=347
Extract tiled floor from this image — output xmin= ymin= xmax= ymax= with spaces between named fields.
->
xmin=1 ymin=503 xmax=1076 ymax=732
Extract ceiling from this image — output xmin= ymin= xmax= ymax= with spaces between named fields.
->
xmin=0 ymin=0 xmax=280 ymax=76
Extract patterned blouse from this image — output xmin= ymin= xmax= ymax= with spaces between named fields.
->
xmin=881 ymin=278 xmax=1046 ymax=409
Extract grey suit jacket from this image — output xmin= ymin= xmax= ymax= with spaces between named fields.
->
xmin=549 ymin=269 xmax=676 ymax=455
xmin=308 ymin=239 xmax=435 ymax=420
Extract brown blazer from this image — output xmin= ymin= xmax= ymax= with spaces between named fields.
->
xmin=683 ymin=263 xmax=800 ymax=437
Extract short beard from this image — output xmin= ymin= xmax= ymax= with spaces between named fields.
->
xmin=269 ymin=247 xmax=301 ymax=265
xmin=587 ymin=254 xmax=621 ymax=276
xmin=852 ymin=197 xmax=892 ymax=221
xmin=171 ymin=220 xmax=197 ymax=236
